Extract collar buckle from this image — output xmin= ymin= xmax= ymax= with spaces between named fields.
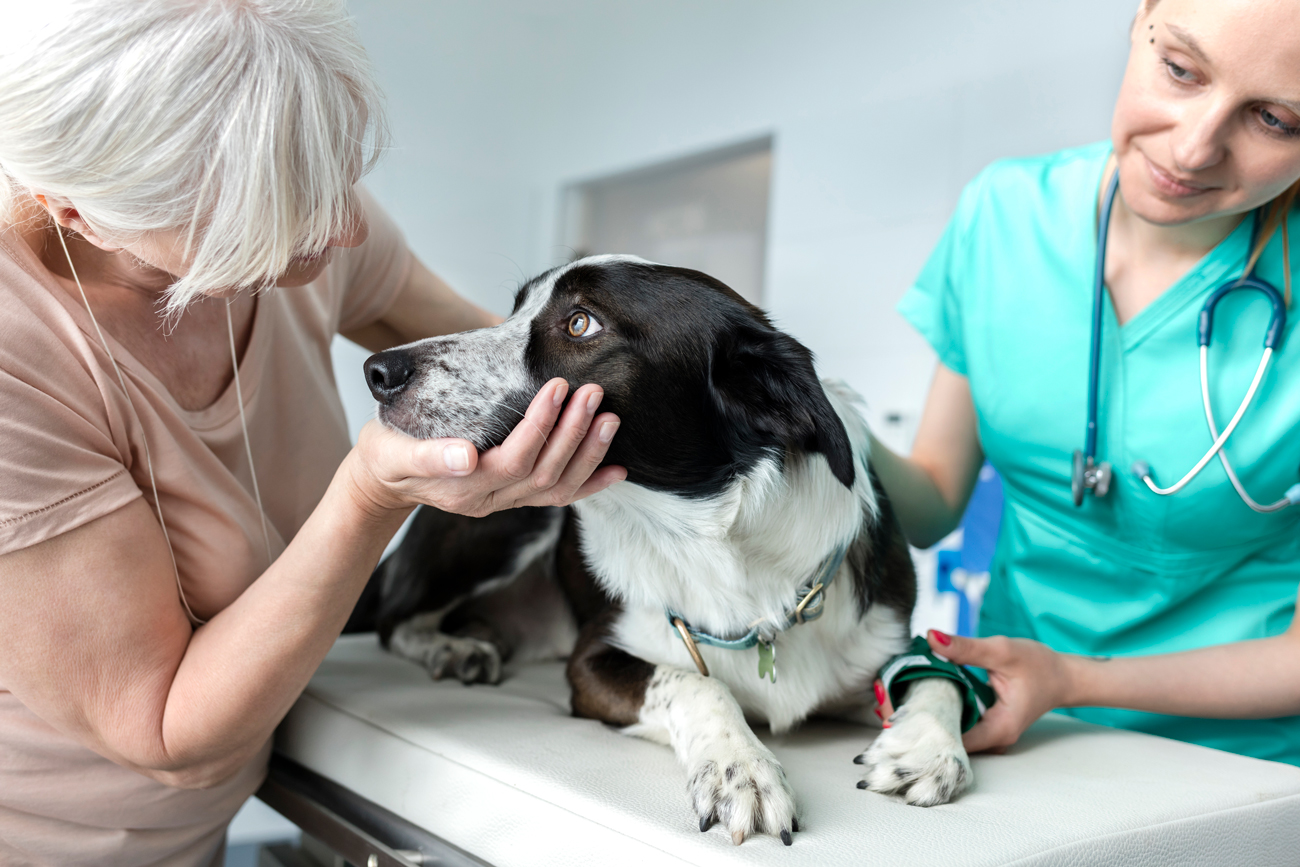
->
xmin=792 ymin=582 xmax=826 ymax=624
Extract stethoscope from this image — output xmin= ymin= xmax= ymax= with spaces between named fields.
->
xmin=1072 ymin=170 xmax=1300 ymax=512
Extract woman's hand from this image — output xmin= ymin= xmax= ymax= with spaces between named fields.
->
xmin=348 ymin=377 xmax=626 ymax=519
xmin=925 ymin=629 xmax=1073 ymax=754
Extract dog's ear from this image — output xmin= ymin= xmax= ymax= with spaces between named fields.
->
xmin=708 ymin=324 xmax=856 ymax=489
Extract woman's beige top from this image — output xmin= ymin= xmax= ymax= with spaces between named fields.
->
xmin=0 ymin=189 xmax=411 ymax=867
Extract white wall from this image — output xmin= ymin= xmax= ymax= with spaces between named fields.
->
xmin=336 ymin=0 xmax=1135 ymax=448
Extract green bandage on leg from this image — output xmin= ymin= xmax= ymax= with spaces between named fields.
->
xmin=878 ymin=636 xmax=997 ymax=733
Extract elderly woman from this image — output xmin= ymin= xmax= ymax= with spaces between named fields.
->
xmin=0 ymin=2 xmax=624 ymax=864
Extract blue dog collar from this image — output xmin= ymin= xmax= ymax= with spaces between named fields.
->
xmin=667 ymin=544 xmax=849 ymax=680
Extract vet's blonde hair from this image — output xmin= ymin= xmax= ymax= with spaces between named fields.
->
xmin=0 ymin=0 xmax=389 ymax=313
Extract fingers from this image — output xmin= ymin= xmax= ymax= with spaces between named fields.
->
xmin=358 ymin=420 xmax=480 ymax=482
xmin=961 ymin=710 xmax=1021 ymax=754
xmin=961 ymin=718 xmax=1000 ymax=754
xmin=487 ymin=383 xmax=624 ymax=508
xmin=487 ymin=379 xmax=570 ymax=483
xmin=927 ymin=629 xmax=1007 ymax=669
xmin=524 ymin=385 xmax=608 ymax=492
xmin=546 ymin=409 xmax=621 ymax=499
xmin=571 ymin=463 xmax=628 ymax=501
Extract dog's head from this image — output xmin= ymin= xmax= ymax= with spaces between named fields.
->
xmin=365 ymin=255 xmax=854 ymax=497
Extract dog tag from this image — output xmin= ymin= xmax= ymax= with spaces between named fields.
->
xmin=757 ymin=640 xmax=776 ymax=683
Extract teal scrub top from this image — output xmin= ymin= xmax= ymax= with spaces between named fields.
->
xmin=899 ymin=141 xmax=1300 ymax=765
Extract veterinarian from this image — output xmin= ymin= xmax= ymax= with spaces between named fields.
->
xmin=872 ymin=0 xmax=1300 ymax=765
xmin=0 ymin=2 xmax=624 ymax=864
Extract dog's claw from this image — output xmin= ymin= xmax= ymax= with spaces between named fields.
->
xmin=699 ymin=815 xmax=713 ymax=833
xmin=731 ymin=830 xmax=746 ymax=846
xmin=856 ymin=779 xmax=869 ymax=789
xmin=781 ymin=829 xmax=792 ymax=846
xmin=791 ymin=817 xmax=799 ymax=833
xmin=852 ymin=753 xmax=865 ymax=765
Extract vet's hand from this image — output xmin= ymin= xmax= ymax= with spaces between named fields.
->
xmin=350 ymin=378 xmax=626 ymax=518
xmin=925 ymin=630 xmax=1070 ymax=754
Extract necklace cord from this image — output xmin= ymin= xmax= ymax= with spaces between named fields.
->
xmin=57 ymin=228 xmax=272 ymax=624
xmin=56 ymin=227 xmax=203 ymax=625
xmin=226 ymin=299 xmax=274 ymax=566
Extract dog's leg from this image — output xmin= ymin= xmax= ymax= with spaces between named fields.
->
xmin=567 ymin=623 xmax=796 ymax=845
xmin=856 ymin=677 xmax=971 ymax=806
xmin=389 ymin=607 xmax=504 ymax=685
xmin=632 ymin=667 xmax=798 ymax=845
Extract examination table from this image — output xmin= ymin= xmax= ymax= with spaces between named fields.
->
xmin=262 ymin=634 xmax=1300 ymax=867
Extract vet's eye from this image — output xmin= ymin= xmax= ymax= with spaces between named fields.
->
xmin=1162 ymin=58 xmax=1197 ymax=84
xmin=567 ymin=310 xmax=603 ymax=338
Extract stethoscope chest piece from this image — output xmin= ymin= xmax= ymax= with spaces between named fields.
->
xmin=1071 ymin=449 xmax=1112 ymax=507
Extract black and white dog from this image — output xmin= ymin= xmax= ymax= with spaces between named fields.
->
xmin=349 ymin=255 xmax=971 ymax=845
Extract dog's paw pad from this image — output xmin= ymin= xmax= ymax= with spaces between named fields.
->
xmin=689 ymin=751 xmax=796 ymax=844
xmin=391 ymin=627 xmax=503 ymax=685
xmin=857 ymin=712 xmax=970 ymax=806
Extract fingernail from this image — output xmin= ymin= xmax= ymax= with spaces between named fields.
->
xmin=586 ymin=391 xmax=602 ymax=414
xmin=931 ymin=630 xmax=952 ymax=646
xmin=873 ymin=681 xmax=885 ymax=705
xmin=443 ymin=444 xmax=470 ymax=473
xmin=873 ymin=708 xmax=881 ymax=719
xmin=552 ymin=381 xmax=567 ymax=407
xmin=598 ymin=420 xmax=619 ymax=444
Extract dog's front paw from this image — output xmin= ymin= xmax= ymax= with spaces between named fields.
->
xmin=689 ymin=746 xmax=797 ymax=846
xmin=856 ymin=707 xmax=971 ymax=806
xmin=391 ymin=627 xmax=503 ymax=685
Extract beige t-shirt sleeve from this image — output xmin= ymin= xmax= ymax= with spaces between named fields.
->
xmin=335 ymin=186 xmax=414 ymax=334
xmin=0 ymin=310 xmax=140 ymax=556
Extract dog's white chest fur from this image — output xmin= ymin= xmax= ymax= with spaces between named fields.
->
xmin=573 ymin=384 xmax=909 ymax=732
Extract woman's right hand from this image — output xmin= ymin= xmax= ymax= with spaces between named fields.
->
xmin=348 ymin=377 xmax=626 ymax=520
xmin=926 ymin=629 xmax=1074 ymax=754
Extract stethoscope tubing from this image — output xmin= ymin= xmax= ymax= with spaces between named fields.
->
xmin=1080 ymin=167 xmax=1294 ymax=511
xmin=1083 ymin=170 xmax=1121 ymax=463
xmin=1138 ymin=345 xmax=1272 ymax=496
xmin=1198 ymin=346 xmax=1294 ymax=512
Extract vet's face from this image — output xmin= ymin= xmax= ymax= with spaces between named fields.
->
xmin=366 ymin=255 xmax=853 ymax=496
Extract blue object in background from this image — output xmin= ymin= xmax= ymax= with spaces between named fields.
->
xmin=936 ymin=463 xmax=1003 ymax=636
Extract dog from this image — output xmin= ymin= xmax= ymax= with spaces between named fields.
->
xmin=347 ymin=255 xmax=972 ymax=845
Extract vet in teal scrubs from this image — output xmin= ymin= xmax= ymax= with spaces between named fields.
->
xmin=899 ymin=141 xmax=1300 ymax=765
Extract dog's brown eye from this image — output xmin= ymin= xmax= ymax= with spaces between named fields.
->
xmin=566 ymin=310 xmax=603 ymax=338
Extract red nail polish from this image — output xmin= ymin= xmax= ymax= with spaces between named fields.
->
xmin=931 ymin=630 xmax=952 ymax=646
xmin=873 ymin=681 xmax=885 ymax=704
xmin=873 ymin=708 xmax=881 ymax=718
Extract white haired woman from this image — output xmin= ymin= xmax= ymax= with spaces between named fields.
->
xmin=0 ymin=2 xmax=623 ymax=864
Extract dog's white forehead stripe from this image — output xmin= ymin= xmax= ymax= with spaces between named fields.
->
xmin=514 ymin=254 xmax=661 ymax=320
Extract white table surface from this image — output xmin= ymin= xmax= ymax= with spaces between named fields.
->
xmin=276 ymin=635 xmax=1300 ymax=867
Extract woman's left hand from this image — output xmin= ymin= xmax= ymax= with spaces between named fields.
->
xmin=924 ymin=629 xmax=1073 ymax=754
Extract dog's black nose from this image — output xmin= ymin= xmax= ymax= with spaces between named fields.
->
xmin=364 ymin=350 xmax=416 ymax=403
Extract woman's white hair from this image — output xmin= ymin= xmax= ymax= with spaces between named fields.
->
xmin=0 ymin=0 xmax=388 ymax=313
